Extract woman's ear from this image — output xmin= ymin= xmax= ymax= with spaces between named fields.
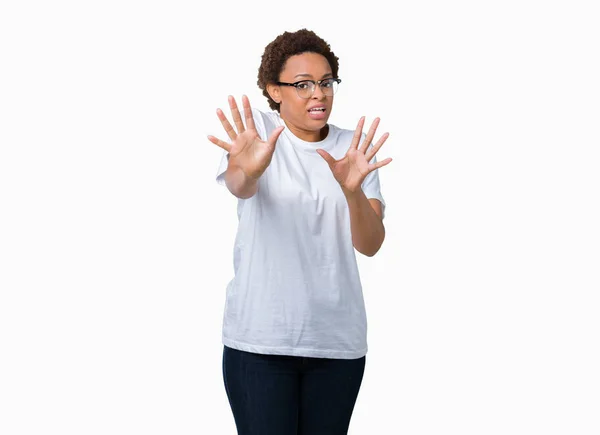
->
xmin=266 ymin=83 xmax=281 ymax=104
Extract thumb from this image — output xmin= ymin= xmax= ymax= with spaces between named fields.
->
xmin=267 ymin=126 xmax=285 ymax=148
xmin=316 ymin=149 xmax=336 ymax=167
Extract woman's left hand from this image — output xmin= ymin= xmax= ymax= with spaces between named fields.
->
xmin=316 ymin=117 xmax=392 ymax=194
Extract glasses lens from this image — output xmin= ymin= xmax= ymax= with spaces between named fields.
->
xmin=321 ymin=78 xmax=339 ymax=96
xmin=296 ymin=81 xmax=315 ymax=98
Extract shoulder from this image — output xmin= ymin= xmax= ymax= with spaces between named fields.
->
xmin=333 ymin=123 xmax=374 ymax=149
xmin=326 ymin=123 xmax=356 ymax=147
xmin=258 ymin=108 xmax=283 ymax=130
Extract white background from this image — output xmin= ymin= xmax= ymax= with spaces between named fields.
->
xmin=1 ymin=0 xmax=599 ymax=434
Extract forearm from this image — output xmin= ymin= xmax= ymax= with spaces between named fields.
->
xmin=342 ymin=187 xmax=385 ymax=257
xmin=224 ymin=156 xmax=259 ymax=199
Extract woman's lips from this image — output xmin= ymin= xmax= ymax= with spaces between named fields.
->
xmin=307 ymin=108 xmax=327 ymax=120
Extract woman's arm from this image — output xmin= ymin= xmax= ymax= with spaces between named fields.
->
xmin=342 ymin=187 xmax=385 ymax=257
xmin=224 ymin=156 xmax=259 ymax=199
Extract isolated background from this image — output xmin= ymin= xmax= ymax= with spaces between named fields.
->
xmin=1 ymin=0 xmax=599 ymax=434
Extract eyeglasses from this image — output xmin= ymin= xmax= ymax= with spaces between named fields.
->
xmin=276 ymin=78 xmax=341 ymax=99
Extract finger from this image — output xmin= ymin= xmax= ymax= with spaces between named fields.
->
xmin=266 ymin=126 xmax=285 ymax=148
xmin=359 ymin=117 xmax=380 ymax=154
xmin=365 ymin=132 xmax=390 ymax=162
xmin=242 ymin=95 xmax=257 ymax=132
xmin=316 ymin=149 xmax=336 ymax=167
xmin=370 ymin=157 xmax=393 ymax=170
xmin=228 ymin=95 xmax=245 ymax=134
xmin=350 ymin=116 xmax=365 ymax=150
xmin=216 ymin=108 xmax=237 ymax=141
xmin=207 ymin=135 xmax=231 ymax=153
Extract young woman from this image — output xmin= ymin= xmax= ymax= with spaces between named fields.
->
xmin=208 ymin=28 xmax=392 ymax=435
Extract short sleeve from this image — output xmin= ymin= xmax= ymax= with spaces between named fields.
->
xmin=215 ymin=149 xmax=230 ymax=186
xmin=215 ymin=107 xmax=269 ymax=186
xmin=361 ymin=137 xmax=387 ymax=220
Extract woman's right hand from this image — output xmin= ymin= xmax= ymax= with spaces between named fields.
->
xmin=208 ymin=95 xmax=285 ymax=180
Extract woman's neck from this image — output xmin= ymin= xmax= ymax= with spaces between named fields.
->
xmin=283 ymin=119 xmax=329 ymax=142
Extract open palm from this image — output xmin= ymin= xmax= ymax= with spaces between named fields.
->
xmin=316 ymin=117 xmax=392 ymax=193
xmin=207 ymin=95 xmax=284 ymax=180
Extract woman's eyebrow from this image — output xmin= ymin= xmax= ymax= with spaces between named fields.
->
xmin=293 ymin=72 xmax=334 ymax=79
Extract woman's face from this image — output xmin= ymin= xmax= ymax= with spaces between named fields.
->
xmin=269 ymin=52 xmax=335 ymax=142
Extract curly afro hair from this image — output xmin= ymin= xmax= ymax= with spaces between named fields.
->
xmin=257 ymin=29 xmax=340 ymax=112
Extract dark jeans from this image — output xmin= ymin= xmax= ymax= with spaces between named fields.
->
xmin=222 ymin=345 xmax=366 ymax=435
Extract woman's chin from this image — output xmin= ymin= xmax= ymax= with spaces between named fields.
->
xmin=306 ymin=115 xmax=329 ymax=129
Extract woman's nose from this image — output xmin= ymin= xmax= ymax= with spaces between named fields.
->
xmin=312 ymin=85 xmax=326 ymax=99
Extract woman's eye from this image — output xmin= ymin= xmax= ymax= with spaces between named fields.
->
xmin=297 ymin=83 xmax=309 ymax=89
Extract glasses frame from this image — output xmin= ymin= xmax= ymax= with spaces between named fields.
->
xmin=276 ymin=78 xmax=342 ymax=99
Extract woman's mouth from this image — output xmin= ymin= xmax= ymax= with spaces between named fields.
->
xmin=307 ymin=107 xmax=327 ymax=120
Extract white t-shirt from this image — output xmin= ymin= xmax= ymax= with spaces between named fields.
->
xmin=215 ymin=107 xmax=386 ymax=359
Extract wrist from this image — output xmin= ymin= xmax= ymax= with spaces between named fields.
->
xmin=341 ymin=185 xmax=362 ymax=198
xmin=228 ymin=158 xmax=261 ymax=182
